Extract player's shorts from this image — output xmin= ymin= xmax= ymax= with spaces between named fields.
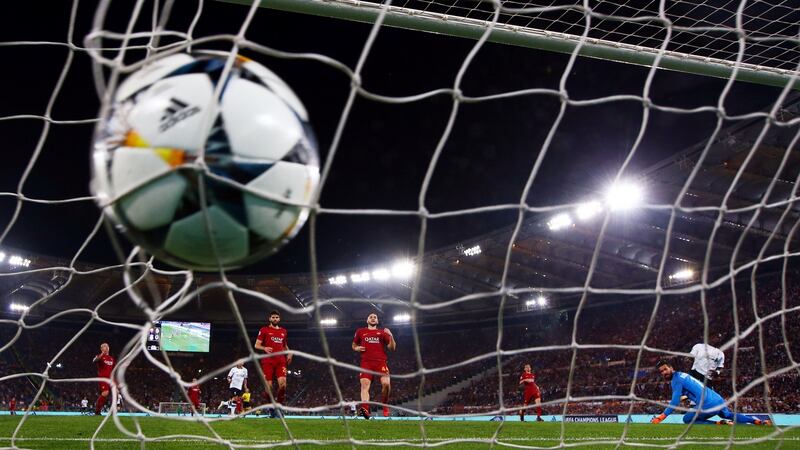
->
xmin=98 ymin=382 xmax=111 ymax=393
xmin=229 ymin=387 xmax=243 ymax=398
xmin=359 ymin=360 xmax=390 ymax=380
xmin=261 ymin=356 xmax=288 ymax=380
xmin=524 ymin=386 xmax=541 ymax=404
xmin=689 ymin=369 xmax=714 ymax=388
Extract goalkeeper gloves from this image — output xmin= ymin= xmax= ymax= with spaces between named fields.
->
xmin=651 ymin=414 xmax=667 ymax=424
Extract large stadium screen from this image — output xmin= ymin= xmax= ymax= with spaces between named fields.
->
xmin=147 ymin=321 xmax=211 ymax=353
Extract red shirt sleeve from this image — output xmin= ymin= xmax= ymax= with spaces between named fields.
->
xmin=256 ymin=327 xmax=265 ymax=345
xmin=353 ymin=329 xmax=361 ymax=345
xmin=382 ymin=328 xmax=391 ymax=345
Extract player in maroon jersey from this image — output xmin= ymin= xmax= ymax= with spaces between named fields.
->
xmin=519 ymin=363 xmax=543 ymax=422
xmin=254 ymin=310 xmax=292 ymax=415
xmin=352 ymin=313 xmax=396 ymax=419
xmin=8 ymin=397 xmax=16 ymax=415
xmin=188 ymin=378 xmax=202 ymax=415
xmin=92 ymin=342 xmax=116 ymax=415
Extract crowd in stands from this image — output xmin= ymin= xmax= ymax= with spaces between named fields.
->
xmin=435 ymin=275 xmax=800 ymax=415
xmin=1 ymin=272 xmax=798 ymax=417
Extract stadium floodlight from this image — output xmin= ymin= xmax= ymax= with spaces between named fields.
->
xmin=575 ymin=201 xmax=603 ymax=221
xmin=547 ymin=213 xmax=572 ymax=231
xmin=463 ymin=245 xmax=481 ymax=256
xmin=372 ymin=268 xmax=390 ymax=280
xmin=319 ymin=318 xmax=338 ymax=327
xmin=605 ymin=181 xmax=644 ymax=211
xmin=9 ymin=303 xmax=29 ymax=312
xmin=524 ymin=295 xmax=548 ymax=309
xmin=669 ymin=269 xmax=695 ymax=281
xmin=393 ymin=313 xmax=411 ymax=323
xmin=350 ymin=271 xmax=371 ymax=283
xmin=0 ymin=252 xmax=5 ymax=263
xmin=8 ymin=255 xmax=31 ymax=268
xmin=392 ymin=260 xmax=415 ymax=279
xmin=328 ymin=275 xmax=347 ymax=286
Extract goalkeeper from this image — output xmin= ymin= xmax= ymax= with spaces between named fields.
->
xmin=650 ymin=360 xmax=770 ymax=426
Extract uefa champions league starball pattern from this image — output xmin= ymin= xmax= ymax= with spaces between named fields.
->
xmin=91 ymin=53 xmax=319 ymax=270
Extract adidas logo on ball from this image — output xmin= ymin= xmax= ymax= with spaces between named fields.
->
xmin=159 ymin=97 xmax=200 ymax=132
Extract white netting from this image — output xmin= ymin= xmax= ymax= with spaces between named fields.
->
xmin=1 ymin=0 xmax=799 ymax=448
xmin=395 ymin=0 xmax=800 ymax=69
xmin=158 ymin=402 xmax=207 ymax=416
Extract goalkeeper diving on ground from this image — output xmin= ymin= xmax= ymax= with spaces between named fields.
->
xmin=650 ymin=360 xmax=771 ymax=426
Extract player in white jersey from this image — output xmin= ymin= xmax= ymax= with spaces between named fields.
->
xmin=226 ymin=363 xmax=248 ymax=415
xmin=689 ymin=341 xmax=725 ymax=385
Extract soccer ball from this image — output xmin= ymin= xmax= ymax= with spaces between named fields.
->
xmin=91 ymin=52 xmax=319 ymax=270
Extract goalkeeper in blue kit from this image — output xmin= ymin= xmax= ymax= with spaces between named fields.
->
xmin=650 ymin=360 xmax=771 ymax=426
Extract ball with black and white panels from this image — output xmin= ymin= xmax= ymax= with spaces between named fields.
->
xmin=91 ymin=52 xmax=319 ymax=270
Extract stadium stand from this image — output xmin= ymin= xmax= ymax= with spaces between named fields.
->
xmin=2 ymin=270 xmax=797 ymax=416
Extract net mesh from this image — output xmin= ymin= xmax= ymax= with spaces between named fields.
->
xmin=0 ymin=0 xmax=799 ymax=447
xmin=405 ymin=0 xmax=800 ymax=67
xmin=158 ymin=402 xmax=207 ymax=415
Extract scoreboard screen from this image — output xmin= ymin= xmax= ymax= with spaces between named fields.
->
xmin=147 ymin=321 xmax=210 ymax=353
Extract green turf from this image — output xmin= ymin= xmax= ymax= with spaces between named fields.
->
xmin=0 ymin=417 xmax=796 ymax=449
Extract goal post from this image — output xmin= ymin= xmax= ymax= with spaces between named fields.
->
xmin=157 ymin=402 xmax=207 ymax=416
xmin=225 ymin=0 xmax=800 ymax=90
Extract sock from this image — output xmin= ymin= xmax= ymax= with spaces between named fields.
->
xmin=236 ymin=398 xmax=243 ymax=413
xmin=381 ymin=390 xmax=389 ymax=406
xmin=361 ymin=402 xmax=369 ymax=413
xmin=277 ymin=386 xmax=286 ymax=404
xmin=733 ymin=413 xmax=757 ymax=424
xmin=95 ymin=395 xmax=107 ymax=414
xmin=719 ymin=409 xmax=758 ymax=424
xmin=536 ymin=406 xmax=542 ymax=417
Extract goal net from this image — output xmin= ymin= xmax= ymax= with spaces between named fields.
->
xmin=158 ymin=402 xmax=207 ymax=416
xmin=1 ymin=0 xmax=798 ymax=448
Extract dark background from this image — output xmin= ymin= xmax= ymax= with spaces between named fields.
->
xmin=0 ymin=0 xmax=784 ymax=275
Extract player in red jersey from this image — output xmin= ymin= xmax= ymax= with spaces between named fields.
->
xmin=188 ymin=378 xmax=202 ymax=415
xmin=519 ymin=363 xmax=543 ymax=422
xmin=352 ymin=313 xmax=396 ymax=419
xmin=254 ymin=310 xmax=292 ymax=415
xmin=92 ymin=342 xmax=116 ymax=415
xmin=8 ymin=397 xmax=16 ymax=415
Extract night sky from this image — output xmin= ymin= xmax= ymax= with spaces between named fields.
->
xmin=0 ymin=0 xmax=785 ymax=275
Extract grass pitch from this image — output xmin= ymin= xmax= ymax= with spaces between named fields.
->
xmin=0 ymin=416 xmax=796 ymax=449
